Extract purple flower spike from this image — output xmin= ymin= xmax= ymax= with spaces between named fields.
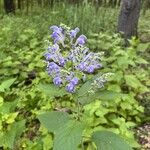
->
xmin=50 ymin=25 xmax=65 ymax=44
xmin=66 ymin=83 xmax=75 ymax=93
xmin=45 ymin=26 xmax=105 ymax=93
xmin=70 ymin=27 xmax=80 ymax=38
xmin=87 ymin=66 xmax=95 ymax=73
xmin=71 ymin=77 xmax=79 ymax=85
xmin=76 ymin=35 xmax=87 ymax=45
xmin=53 ymin=77 xmax=62 ymax=86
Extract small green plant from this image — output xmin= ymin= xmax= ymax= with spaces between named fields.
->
xmin=0 ymin=78 xmax=25 ymax=149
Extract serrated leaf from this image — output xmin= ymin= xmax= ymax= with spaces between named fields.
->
xmin=92 ymin=131 xmax=133 ymax=150
xmin=0 ymin=78 xmax=16 ymax=92
xmin=38 ymin=112 xmax=85 ymax=150
xmin=120 ymin=102 xmax=132 ymax=110
xmin=78 ymin=90 xmax=120 ymax=105
xmin=135 ymin=57 xmax=149 ymax=64
xmin=38 ymin=111 xmax=70 ymax=133
xmin=117 ymin=56 xmax=129 ymax=68
xmin=76 ymin=80 xmax=92 ymax=99
xmin=137 ymin=43 xmax=150 ymax=52
xmin=53 ymin=120 xmax=84 ymax=150
xmin=124 ymin=75 xmax=142 ymax=89
xmin=38 ymin=83 xmax=68 ymax=98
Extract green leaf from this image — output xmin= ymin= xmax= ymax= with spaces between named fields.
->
xmin=78 ymin=90 xmax=120 ymax=105
xmin=53 ymin=120 xmax=84 ymax=150
xmin=38 ymin=112 xmax=85 ymax=150
xmin=5 ymin=112 xmax=18 ymax=124
xmin=92 ymin=131 xmax=133 ymax=150
xmin=136 ymin=43 xmax=150 ymax=52
xmin=38 ymin=83 xmax=68 ymax=98
xmin=117 ymin=56 xmax=129 ymax=67
xmin=42 ymin=134 xmax=53 ymax=150
xmin=0 ymin=78 xmax=16 ymax=92
xmin=38 ymin=111 xmax=70 ymax=133
xmin=76 ymin=80 xmax=92 ymax=99
xmin=135 ymin=57 xmax=149 ymax=64
xmin=0 ymin=101 xmax=17 ymax=114
xmin=0 ymin=96 xmax=4 ymax=107
xmin=124 ymin=75 xmax=142 ymax=89
xmin=1 ymin=120 xmax=25 ymax=149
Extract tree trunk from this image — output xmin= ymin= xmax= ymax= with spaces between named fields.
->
xmin=4 ymin=0 xmax=15 ymax=14
xmin=50 ymin=0 xmax=54 ymax=8
xmin=117 ymin=0 xmax=141 ymax=39
xmin=18 ymin=0 xmax=22 ymax=9
xmin=37 ymin=0 xmax=42 ymax=6
xmin=26 ymin=0 xmax=29 ymax=14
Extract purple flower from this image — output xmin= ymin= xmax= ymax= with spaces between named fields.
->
xmin=51 ymin=32 xmax=59 ymax=39
xmin=50 ymin=27 xmax=62 ymax=41
xmin=50 ymin=26 xmax=65 ymax=44
xmin=77 ymin=62 xmax=86 ymax=71
xmin=53 ymin=76 xmax=62 ymax=86
xmin=47 ymin=62 xmax=60 ymax=76
xmin=76 ymin=35 xmax=87 ymax=45
xmin=48 ymin=62 xmax=60 ymax=70
xmin=66 ymin=83 xmax=75 ymax=93
xmin=70 ymin=27 xmax=80 ymax=38
xmin=68 ymin=50 xmax=77 ymax=62
xmin=59 ymin=57 xmax=65 ymax=66
xmin=71 ymin=77 xmax=79 ymax=85
xmin=53 ymin=36 xmax=61 ymax=44
xmin=87 ymin=65 xmax=95 ymax=73
xmin=50 ymin=25 xmax=62 ymax=34
xmin=44 ymin=52 xmax=52 ymax=60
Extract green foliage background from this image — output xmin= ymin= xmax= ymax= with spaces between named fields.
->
xmin=0 ymin=3 xmax=150 ymax=150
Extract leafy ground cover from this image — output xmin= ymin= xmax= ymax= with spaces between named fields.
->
xmin=0 ymin=5 xmax=150 ymax=150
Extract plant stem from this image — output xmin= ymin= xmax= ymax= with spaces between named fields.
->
xmin=77 ymin=99 xmax=80 ymax=120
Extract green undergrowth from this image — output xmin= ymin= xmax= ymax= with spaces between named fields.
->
xmin=0 ymin=7 xmax=149 ymax=150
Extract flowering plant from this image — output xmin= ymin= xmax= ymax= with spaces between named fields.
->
xmin=38 ymin=25 xmax=132 ymax=150
xmin=44 ymin=24 xmax=110 ymax=94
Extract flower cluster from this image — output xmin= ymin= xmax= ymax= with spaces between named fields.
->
xmin=44 ymin=25 xmax=104 ymax=93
